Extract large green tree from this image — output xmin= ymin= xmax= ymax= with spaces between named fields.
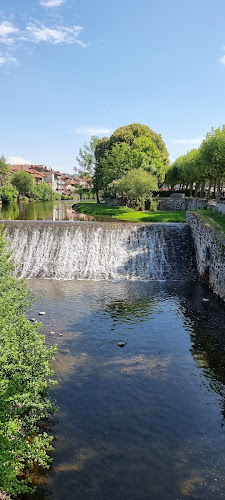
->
xmin=94 ymin=123 xmax=169 ymax=200
xmin=11 ymin=170 xmax=34 ymax=197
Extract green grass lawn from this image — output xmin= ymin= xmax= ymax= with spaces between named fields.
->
xmin=74 ymin=202 xmax=186 ymax=223
xmin=198 ymin=209 xmax=225 ymax=235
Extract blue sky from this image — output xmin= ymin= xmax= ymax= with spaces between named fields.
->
xmin=0 ymin=0 xmax=225 ymax=174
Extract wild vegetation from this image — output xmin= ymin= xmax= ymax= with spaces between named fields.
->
xmin=0 ymin=227 xmax=57 ymax=497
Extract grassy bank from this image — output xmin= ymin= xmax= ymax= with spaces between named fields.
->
xmin=74 ymin=202 xmax=186 ymax=223
xmin=198 ymin=209 xmax=225 ymax=235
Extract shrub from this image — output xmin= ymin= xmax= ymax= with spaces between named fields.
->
xmin=0 ymin=186 xmax=18 ymax=204
xmin=150 ymin=200 xmax=158 ymax=212
xmin=0 ymin=227 xmax=57 ymax=496
xmin=33 ymin=183 xmax=56 ymax=201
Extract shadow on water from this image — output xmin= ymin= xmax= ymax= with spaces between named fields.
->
xmin=19 ymin=280 xmax=225 ymax=500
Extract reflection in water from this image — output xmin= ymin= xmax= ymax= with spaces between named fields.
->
xmin=0 ymin=201 xmax=95 ymax=221
xmin=20 ymin=280 xmax=225 ymax=500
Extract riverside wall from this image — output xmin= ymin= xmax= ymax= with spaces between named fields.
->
xmin=187 ymin=211 xmax=225 ymax=300
xmin=158 ymin=198 xmax=207 ymax=211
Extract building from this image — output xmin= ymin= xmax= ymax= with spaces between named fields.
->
xmin=10 ymin=164 xmax=86 ymax=196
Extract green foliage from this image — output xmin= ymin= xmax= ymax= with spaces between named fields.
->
xmin=109 ymin=123 xmax=169 ymax=169
xmin=0 ymin=156 xmax=10 ymax=187
xmin=200 ymin=126 xmax=225 ymax=190
xmin=112 ymin=168 xmax=158 ymax=209
xmin=94 ymin=123 xmax=169 ymax=198
xmin=167 ymin=125 xmax=225 ymax=199
xmin=33 ymin=182 xmax=56 ymax=201
xmin=166 ymin=149 xmax=202 ymax=194
xmin=0 ymin=186 xmax=18 ymax=204
xmin=0 ymin=228 xmax=57 ymax=496
xmin=75 ymin=136 xmax=99 ymax=177
xmin=150 ymin=200 xmax=158 ymax=212
xmin=11 ymin=171 xmax=34 ymax=197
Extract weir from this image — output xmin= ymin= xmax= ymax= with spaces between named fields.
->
xmin=1 ymin=221 xmax=197 ymax=280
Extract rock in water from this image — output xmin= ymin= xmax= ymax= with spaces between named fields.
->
xmin=118 ymin=341 xmax=126 ymax=348
xmin=30 ymin=318 xmax=36 ymax=322
xmin=39 ymin=311 xmax=46 ymax=315
xmin=202 ymin=298 xmax=209 ymax=302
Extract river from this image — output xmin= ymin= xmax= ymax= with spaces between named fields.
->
xmin=20 ymin=279 xmax=225 ymax=500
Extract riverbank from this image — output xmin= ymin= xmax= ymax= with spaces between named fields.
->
xmin=73 ymin=202 xmax=186 ymax=222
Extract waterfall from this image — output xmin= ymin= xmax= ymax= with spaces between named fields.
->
xmin=2 ymin=221 xmax=196 ymax=280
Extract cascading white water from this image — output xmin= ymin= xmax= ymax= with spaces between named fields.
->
xmin=2 ymin=221 xmax=196 ymax=280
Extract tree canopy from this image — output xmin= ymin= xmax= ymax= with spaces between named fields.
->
xmin=166 ymin=125 xmax=225 ymax=199
xmin=11 ymin=170 xmax=34 ymax=197
xmin=94 ymin=123 xmax=169 ymax=200
xmin=0 ymin=155 xmax=10 ymax=187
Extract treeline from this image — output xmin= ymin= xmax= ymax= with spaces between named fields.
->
xmin=75 ymin=123 xmax=169 ymax=207
xmin=0 ymin=157 xmax=60 ymax=203
xmin=0 ymin=227 xmax=57 ymax=496
xmin=166 ymin=125 xmax=225 ymax=199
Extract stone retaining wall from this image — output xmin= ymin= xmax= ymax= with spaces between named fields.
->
xmin=208 ymin=201 xmax=225 ymax=215
xmin=187 ymin=211 xmax=225 ymax=300
xmin=158 ymin=198 xmax=207 ymax=211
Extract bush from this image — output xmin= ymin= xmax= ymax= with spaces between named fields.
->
xmin=0 ymin=227 xmax=57 ymax=496
xmin=33 ymin=183 xmax=56 ymax=201
xmin=150 ymin=200 xmax=158 ymax=212
xmin=0 ymin=186 xmax=18 ymax=204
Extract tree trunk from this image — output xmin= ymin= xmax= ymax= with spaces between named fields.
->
xmin=200 ymin=182 xmax=205 ymax=198
xmin=216 ymin=180 xmax=222 ymax=201
xmin=207 ymin=182 xmax=212 ymax=201
xmin=189 ymin=182 xmax=193 ymax=197
xmin=194 ymin=184 xmax=199 ymax=197
xmin=96 ymin=191 xmax=100 ymax=204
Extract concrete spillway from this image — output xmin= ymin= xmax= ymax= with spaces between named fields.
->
xmin=1 ymin=221 xmax=197 ymax=280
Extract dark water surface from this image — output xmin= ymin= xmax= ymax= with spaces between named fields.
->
xmin=22 ymin=280 xmax=225 ymax=500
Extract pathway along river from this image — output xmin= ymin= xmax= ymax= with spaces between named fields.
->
xmin=19 ymin=279 xmax=225 ymax=500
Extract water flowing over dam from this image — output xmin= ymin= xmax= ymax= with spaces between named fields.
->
xmin=2 ymin=221 xmax=196 ymax=280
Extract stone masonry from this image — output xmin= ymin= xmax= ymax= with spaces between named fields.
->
xmin=187 ymin=211 xmax=225 ymax=300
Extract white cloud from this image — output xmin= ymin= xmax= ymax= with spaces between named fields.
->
xmin=0 ymin=18 xmax=89 ymax=69
xmin=0 ymin=21 xmax=19 ymax=45
xmin=172 ymin=137 xmax=204 ymax=145
xmin=220 ymin=54 xmax=225 ymax=65
xmin=8 ymin=156 xmax=32 ymax=165
xmin=23 ymin=24 xmax=88 ymax=47
xmin=40 ymin=0 xmax=65 ymax=6
xmin=74 ymin=128 xmax=112 ymax=136
xmin=0 ymin=52 xmax=18 ymax=66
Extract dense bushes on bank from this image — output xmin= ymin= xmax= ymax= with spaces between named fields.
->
xmin=0 ymin=186 xmax=18 ymax=204
xmin=0 ymin=227 xmax=57 ymax=497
